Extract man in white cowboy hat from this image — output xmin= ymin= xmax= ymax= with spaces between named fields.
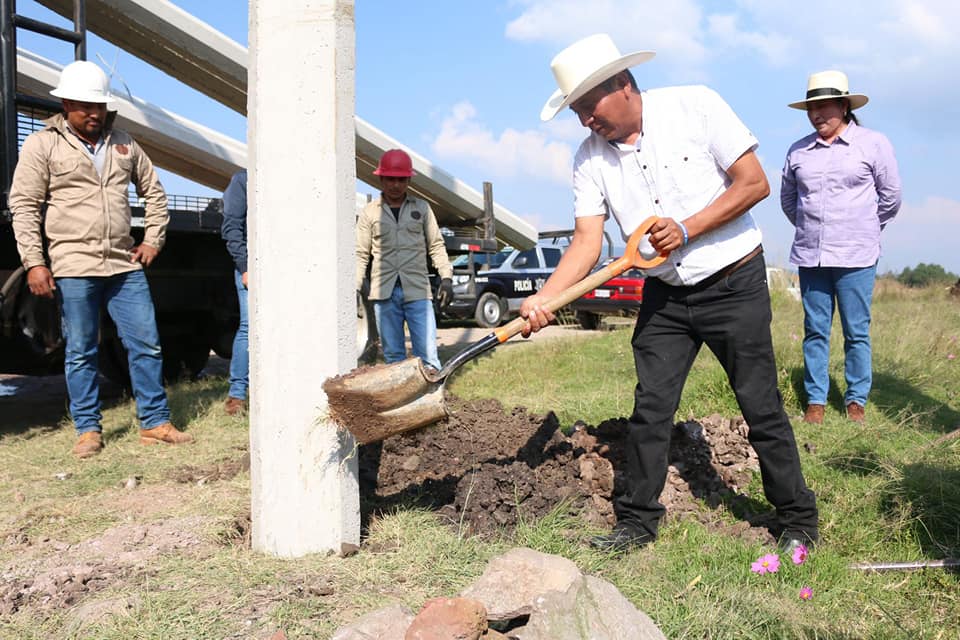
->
xmin=522 ymin=34 xmax=819 ymax=553
xmin=781 ymin=70 xmax=901 ymax=426
xmin=9 ymin=60 xmax=194 ymax=457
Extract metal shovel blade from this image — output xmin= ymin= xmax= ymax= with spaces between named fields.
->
xmin=323 ymin=357 xmax=447 ymax=444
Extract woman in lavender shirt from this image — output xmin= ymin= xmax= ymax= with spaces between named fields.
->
xmin=781 ymin=70 xmax=901 ymax=425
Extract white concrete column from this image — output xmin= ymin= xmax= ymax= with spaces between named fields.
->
xmin=247 ymin=0 xmax=359 ymax=557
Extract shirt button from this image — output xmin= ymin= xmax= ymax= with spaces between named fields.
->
xmin=642 ymin=165 xmax=647 ymax=169
xmin=654 ymin=199 xmax=659 ymax=204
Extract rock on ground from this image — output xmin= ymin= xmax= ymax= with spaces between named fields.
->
xmin=459 ymin=548 xmax=581 ymax=621
xmin=515 ymin=575 xmax=666 ymax=640
xmin=330 ymin=602 xmax=415 ymax=640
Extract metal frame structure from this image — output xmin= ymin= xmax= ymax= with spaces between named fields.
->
xmin=1 ymin=0 xmax=87 ymax=215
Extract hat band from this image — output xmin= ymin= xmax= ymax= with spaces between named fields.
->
xmin=806 ymin=87 xmax=848 ymax=99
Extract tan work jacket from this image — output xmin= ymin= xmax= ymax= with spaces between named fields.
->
xmin=9 ymin=112 xmax=168 ymax=277
xmin=356 ymin=195 xmax=452 ymax=301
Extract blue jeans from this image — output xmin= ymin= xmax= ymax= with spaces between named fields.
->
xmin=372 ymin=282 xmax=441 ymax=370
xmin=799 ymin=265 xmax=877 ymax=407
xmin=55 ymin=270 xmax=170 ymax=434
xmin=228 ymin=270 xmax=249 ymax=399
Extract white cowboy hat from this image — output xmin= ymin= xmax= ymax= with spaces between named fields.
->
xmin=788 ymin=70 xmax=868 ymax=110
xmin=541 ymin=33 xmax=654 ymax=121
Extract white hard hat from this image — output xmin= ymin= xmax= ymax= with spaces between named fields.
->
xmin=50 ymin=60 xmax=115 ymax=104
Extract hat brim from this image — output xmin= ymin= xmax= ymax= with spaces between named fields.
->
xmin=50 ymin=87 xmax=115 ymax=104
xmin=788 ymin=93 xmax=868 ymax=111
xmin=540 ymin=51 xmax=655 ymax=121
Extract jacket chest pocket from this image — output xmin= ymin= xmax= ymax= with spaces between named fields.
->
xmin=109 ymin=150 xmax=134 ymax=181
xmin=49 ymin=158 xmax=79 ymax=178
xmin=401 ymin=220 xmax=423 ymax=242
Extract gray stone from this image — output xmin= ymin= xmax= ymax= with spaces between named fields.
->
xmin=515 ymin=575 xmax=666 ymax=640
xmin=459 ymin=547 xmax=581 ymax=621
xmin=331 ymin=603 xmax=415 ymax=640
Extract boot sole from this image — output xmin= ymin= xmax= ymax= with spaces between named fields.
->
xmin=140 ymin=436 xmax=193 ymax=446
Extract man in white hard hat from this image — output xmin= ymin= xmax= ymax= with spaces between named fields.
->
xmin=9 ymin=60 xmax=193 ymax=458
xmin=521 ymin=34 xmax=818 ymax=554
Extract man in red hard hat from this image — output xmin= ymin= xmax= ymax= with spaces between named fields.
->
xmin=356 ymin=149 xmax=453 ymax=370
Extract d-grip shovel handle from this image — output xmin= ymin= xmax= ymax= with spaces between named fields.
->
xmin=493 ymin=216 xmax=667 ymax=344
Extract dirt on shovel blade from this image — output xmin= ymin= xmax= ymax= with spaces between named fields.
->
xmin=359 ymin=396 xmax=779 ymax=545
xmin=323 ymin=361 xmax=448 ymax=444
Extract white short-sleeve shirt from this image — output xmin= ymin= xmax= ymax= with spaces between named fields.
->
xmin=573 ymin=85 xmax=762 ymax=286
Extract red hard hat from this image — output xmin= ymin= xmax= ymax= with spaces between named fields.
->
xmin=373 ymin=149 xmax=415 ymax=177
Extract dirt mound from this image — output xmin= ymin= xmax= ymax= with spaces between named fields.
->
xmin=360 ymin=398 xmax=775 ymax=545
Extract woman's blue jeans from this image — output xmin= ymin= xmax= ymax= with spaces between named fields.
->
xmin=798 ymin=264 xmax=877 ymax=407
xmin=55 ymin=270 xmax=171 ymax=434
xmin=228 ymin=270 xmax=249 ymax=399
xmin=372 ymin=282 xmax=441 ymax=370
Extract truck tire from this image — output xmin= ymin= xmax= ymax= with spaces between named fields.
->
xmin=576 ymin=311 xmax=601 ymax=331
xmin=474 ymin=291 xmax=505 ymax=328
xmin=161 ymin=337 xmax=210 ymax=383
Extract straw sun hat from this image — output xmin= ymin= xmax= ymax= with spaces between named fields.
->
xmin=788 ymin=70 xmax=869 ymax=110
xmin=541 ymin=33 xmax=654 ymax=121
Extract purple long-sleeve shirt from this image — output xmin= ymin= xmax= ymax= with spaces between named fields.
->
xmin=780 ymin=121 xmax=901 ymax=268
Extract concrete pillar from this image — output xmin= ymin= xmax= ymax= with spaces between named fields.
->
xmin=247 ymin=0 xmax=359 ymax=557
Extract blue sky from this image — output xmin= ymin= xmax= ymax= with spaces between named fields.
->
xmin=16 ymin=0 xmax=960 ymax=275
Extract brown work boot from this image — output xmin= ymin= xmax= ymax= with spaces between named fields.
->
xmin=224 ymin=397 xmax=248 ymax=416
xmin=803 ymin=404 xmax=825 ymax=424
xmin=140 ymin=423 xmax=194 ymax=446
xmin=72 ymin=431 xmax=103 ymax=458
xmin=846 ymin=402 xmax=866 ymax=423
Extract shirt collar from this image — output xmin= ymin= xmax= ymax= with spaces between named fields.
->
xmin=807 ymin=120 xmax=857 ymax=149
xmin=65 ymin=122 xmax=104 ymax=152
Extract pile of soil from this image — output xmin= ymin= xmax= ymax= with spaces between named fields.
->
xmin=359 ymin=398 xmax=776 ymax=545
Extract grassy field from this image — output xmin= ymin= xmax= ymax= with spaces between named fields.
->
xmin=1 ymin=279 xmax=958 ymax=639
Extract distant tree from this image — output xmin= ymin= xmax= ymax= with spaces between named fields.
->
xmin=896 ymin=263 xmax=958 ymax=288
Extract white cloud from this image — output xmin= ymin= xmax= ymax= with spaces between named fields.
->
xmin=505 ymin=0 xmax=707 ymax=68
xmin=730 ymin=1 xmax=960 ymax=95
xmin=706 ymin=14 xmax=791 ymax=66
xmin=541 ymin=116 xmax=587 ymax=143
xmin=430 ymin=101 xmax=573 ymax=185
xmin=505 ymin=0 xmax=960 ymax=105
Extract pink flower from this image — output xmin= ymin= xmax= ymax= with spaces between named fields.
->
xmin=948 ymin=354 xmax=956 ymax=360
xmin=791 ymin=544 xmax=808 ymax=565
xmin=751 ymin=553 xmax=780 ymax=575
xmin=799 ymin=586 xmax=813 ymax=600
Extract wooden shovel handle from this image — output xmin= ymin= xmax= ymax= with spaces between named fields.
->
xmin=493 ymin=216 xmax=667 ymax=343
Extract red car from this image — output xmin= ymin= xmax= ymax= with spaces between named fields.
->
xmin=568 ymin=258 xmax=646 ymax=330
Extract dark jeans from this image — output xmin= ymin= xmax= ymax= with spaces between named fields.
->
xmin=615 ymin=251 xmax=818 ymax=540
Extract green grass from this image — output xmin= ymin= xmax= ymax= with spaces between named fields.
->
xmin=1 ymin=278 xmax=959 ymax=638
